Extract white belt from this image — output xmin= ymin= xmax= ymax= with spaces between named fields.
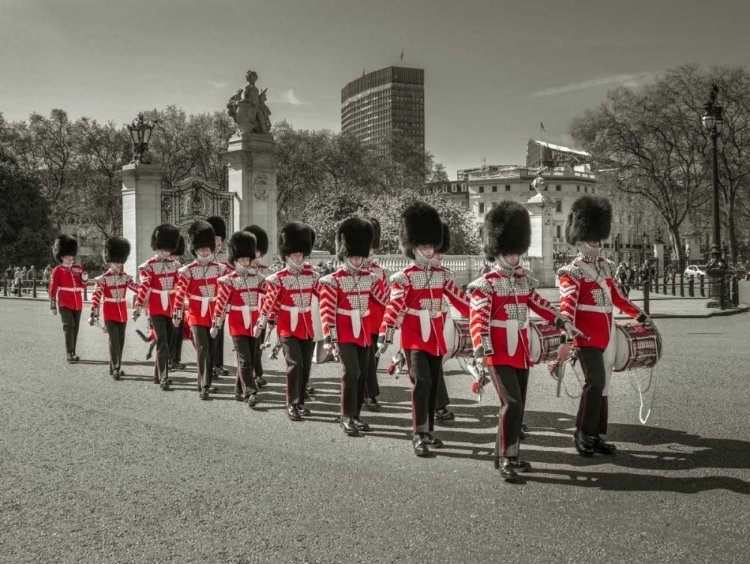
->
xmin=280 ymin=304 xmax=311 ymax=332
xmin=336 ymin=308 xmax=370 ymax=339
xmin=151 ymin=288 xmax=174 ymax=311
xmin=489 ymin=318 xmax=529 ymax=357
xmin=190 ymin=294 xmax=216 ymax=318
xmin=58 ymin=287 xmax=83 ymax=292
xmin=230 ymin=304 xmax=259 ymax=329
xmin=578 ymin=304 xmax=612 ymax=313
xmin=405 ymin=308 xmax=441 ymax=343
xmin=103 ymin=297 xmax=125 ymax=303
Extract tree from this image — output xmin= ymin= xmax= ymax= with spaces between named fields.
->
xmin=0 ymin=155 xmax=53 ymax=268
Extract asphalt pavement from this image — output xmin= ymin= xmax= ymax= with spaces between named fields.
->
xmin=0 ymin=299 xmax=748 ymax=563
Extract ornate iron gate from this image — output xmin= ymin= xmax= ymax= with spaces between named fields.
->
xmin=160 ymin=178 xmax=234 ymax=236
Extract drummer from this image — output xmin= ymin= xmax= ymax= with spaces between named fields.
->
xmin=556 ymin=196 xmax=654 ymax=458
xmin=468 ymin=201 xmax=574 ymax=482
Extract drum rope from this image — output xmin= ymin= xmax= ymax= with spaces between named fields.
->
xmin=628 ymin=367 xmax=657 ymax=425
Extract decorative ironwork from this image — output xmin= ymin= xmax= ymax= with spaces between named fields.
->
xmin=161 ymin=178 xmax=234 ymax=236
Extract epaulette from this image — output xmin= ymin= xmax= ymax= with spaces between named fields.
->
xmin=318 ymin=275 xmax=336 ymax=289
xmin=557 ymin=263 xmax=583 ymax=280
xmin=390 ymin=271 xmax=410 ymax=287
xmin=468 ymin=276 xmax=493 ymax=295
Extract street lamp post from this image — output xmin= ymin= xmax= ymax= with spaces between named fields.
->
xmin=127 ymin=112 xmax=156 ymax=164
xmin=702 ymin=84 xmax=727 ymax=309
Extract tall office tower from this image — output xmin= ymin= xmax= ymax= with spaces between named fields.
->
xmin=341 ymin=66 xmax=424 ymax=152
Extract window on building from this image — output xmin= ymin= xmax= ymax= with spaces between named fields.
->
xmin=556 ymin=225 xmax=562 ymax=239
xmin=584 ymin=186 xmax=588 ymax=193
xmin=492 ymin=185 xmax=497 ymax=192
xmin=478 ymin=203 xmax=485 ymax=214
xmin=556 ymin=185 xmax=561 ymax=191
xmin=451 ymin=184 xmax=458 ymax=193
xmin=577 ymin=185 xmax=580 ymax=192
xmin=462 ymin=184 xmax=467 ymax=192
xmin=556 ymin=200 xmax=562 ymax=213
xmin=505 ymin=185 xmax=511 ymax=191
xmin=591 ymin=187 xmax=595 ymax=194
xmin=478 ymin=186 xmax=484 ymax=193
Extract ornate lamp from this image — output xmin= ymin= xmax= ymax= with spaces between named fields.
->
xmin=127 ymin=112 xmax=155 ymax=164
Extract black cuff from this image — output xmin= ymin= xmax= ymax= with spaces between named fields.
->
xmin=636 ymin=313 xmax=648 ymax=323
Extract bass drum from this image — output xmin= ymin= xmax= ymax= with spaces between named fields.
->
xmin=443 ymin=318 xmax=474 ymax=360
xmin=613 ymin=321 xmax=662 ymax=372
xmin=528 ymin=320 xmax=565 ymax=365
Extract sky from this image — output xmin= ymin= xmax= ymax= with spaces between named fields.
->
xmin=2 ymin=0 xmax=750 ymax=178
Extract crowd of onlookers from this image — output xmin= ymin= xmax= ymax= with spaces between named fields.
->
xmin=3 ymin=264 xmax=51 ymax=295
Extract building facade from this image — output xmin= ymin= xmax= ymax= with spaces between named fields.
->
xmin=341 ymin=66 xmax=425 ymax=152
xmin=421 ymin=180 xmax=470 ymax=210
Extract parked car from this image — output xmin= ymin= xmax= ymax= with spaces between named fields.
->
xmin=683 ymin=264 xmax=707 ymax=279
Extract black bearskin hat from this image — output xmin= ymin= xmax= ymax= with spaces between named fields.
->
xmin=228 ymin=231 xmax=257 ymax=265
xmin=369 ymin=218 xmax=381 ymax=250
xmin=336 ymin=217 xmax=374 ymax=260
xmin=104 ymin=236 xmax=130 ymax=264
xmin=399 ymin=201 xmax=443 ymax=259
xmin=243 ymin=224 xmax=269 ymax=256
xmin=206 ymin=216 xmax=227 ymax=240
xmin=565 ymin=195 xmax=612 ymax=245
xmin=436 ymin=220 xmax=451 ymax=254
xmin=173 ymin=235 xmax=185 ymax=258
xmin=483 ymin=201 xmax=531 ymax=260
xmin=53 ymin=234 xmax=78 ymax=263
xmin=150 ymin=223 xmax=180 ymax=252
xmin=279 ymin=222 xmax=315 ymax=258
xmin=188 ymin=220 xmax=216 ymax=257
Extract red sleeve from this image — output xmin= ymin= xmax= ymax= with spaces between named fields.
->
xmin=609 ymin=278 xmax=645 ymax=319
xmin=213 ymin=278 xmax=232 ymax=327
xmin=444 ymin=276 xmax=469 ymax=318
xmin=90 ymin=279 xmax=103 ymax=316
xmin=49 ymin=267 xmax=59 ymax=299
xmin=371 ymin=275 xmax=389 ymax=307
xmin=318 ymin=277 xmax=338 ymax=340
xmin=469 ymin=283 xmax=493 ymax=356
xmin=172 ymin=268 xmax=190 ymax=319
xmin=127 ymin=275 xmax=139 ymax=295
xmin=134 ymin=267 xmax=151 ymax=309
xmin=259 ymin=276 xmax=282 ymax=326
xmin=528 ymin=289 xmax=563 ymax=324
xmin=380 ymin=274 xmax=408 ymax=337
xmin=558 ymin=274 xmax=579 ymax=325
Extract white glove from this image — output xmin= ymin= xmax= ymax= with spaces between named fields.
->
xmin=132 ymin=308 xmax=141 ymax=322
xmin=210 ymin=327 xmax=219 ymax=339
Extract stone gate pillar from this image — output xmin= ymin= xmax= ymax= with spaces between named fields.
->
xmin=119 ymin=162 xmax=164 ymax=281
xmin=222 ymin=133 xmax=278 ymax=257
xmin=523 ymin=182 xmax=556 ymax=287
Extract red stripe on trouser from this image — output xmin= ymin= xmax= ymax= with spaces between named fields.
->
xmin=282 ymin=342 xmax=291 ymax=405
xmin=193 ymin=332 xmax=201 ymax=389
xmin=577 ymin=350 xmax=589 ymax=432
xmin=236 ymin=349 xmax=246 ymax=396
xmin=108 ymin=330 xmax=114 ymax=374
xmin=404 ymin=352 xmax=418 ymax=433
xmin=489 ymin=366 xmax=507 ymax=457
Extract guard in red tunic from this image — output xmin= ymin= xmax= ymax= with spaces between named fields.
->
xmin=133 ymin=223 xmax=181 ymax=390
xmin=362 ymin=218 xmax=388 ymax=412
xmin=89 ymin=237 xmax=139 ymax=380
xmin=212 ymin=231 xmax=264 ymax=407
xmin=469 ymin=202 xmax=573 ymax=481
xmin=255 ymin=222 xmax=319 ymax=421
xmin=243 ymin=224 xmax=271 ymax=389
xmin=207 ymin=216 xmax=231 ymax=378
xmin=319 ymin=217 xmax=389 ymax=436
xmin=377 ymin=202 xmax=470 ymax=458
xmin=432 ymin=219 xmax=457 ymax=422
xmin=169 ymin=235 xmax=187 ymax=371
xmin=556 ymin=196 xmax=653 ymax=457
xmin=49 ymin=235 xmax=89 ymax=362
xmin=173 ymin=220 xmax=229 ymax=400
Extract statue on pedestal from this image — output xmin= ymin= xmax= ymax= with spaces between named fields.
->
xmin=227 ymin=70 xmax=272 ymax=137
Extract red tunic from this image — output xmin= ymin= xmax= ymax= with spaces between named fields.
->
xmin=558 ymin=255 xmax=645 ymax=350
xmin=134 ymin=256 xmax=180 ymax=317
xmin=213 ymin=268 xmax=266 ymax=337
xmin=318 ymin=264 xmax=389 ymax=347
xmin=366 ymin=260 xmax=388 ymax=336
xmin=258 ymin=264 xmax=319 ymax=340
xmin=90 ymin=270 xmax=139 ymax=323
xmin=380 ymin=262 xmax=470 ymax=355
xmin=173 ymin=261 xmax=229 ymax=328
xmin=469 ymin=265 xmax=564 ymax=369
xmin=50 ymin=264 xmax=88 ymax=311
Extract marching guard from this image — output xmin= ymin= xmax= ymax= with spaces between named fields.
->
xmin=133 ymin=223 xmax=181 ymax=390
xmin=468 ymin=202 xmax=573 ymax=481
xmin=432 ymin=219 xmax=457 ymax=422
xmin=207 ymin=216 xmax=231 ymax=378
xmin=212 ymin=231 xmax=265 ymax=407
xmin=89 ymin=237 xmax=139 ymax=380
xmin=377 ymin=202 xmax=470 ymax=458
xmin=244 ymin=224 xmax=271 ymax=388
xmin=169 ymin=235 xmax=188 ymax=371
xmin=319 ymin=217 xmax=388 ymax=436
xmin=173 ymin=220 xmax=228 ymax=400
xmin=556 ymin=196 xmax=653 ymax=457
xmin=255 ymin=222 xmax=319 ymax=421
xmin=363 ymin=218 xmax=387 ymax=411
xmin=49 ymin=235 xmax=89 ymax=362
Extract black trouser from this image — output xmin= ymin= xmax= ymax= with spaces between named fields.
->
xmin=575 ymin=346 xmax=609 ymax=436
xmin=59 ymin=307 xmax=82 ymax=355
xmin=214 ymin=323 xmax=226 ymax=368
xmin=104 ymin=320 xmax=126 ymax=373
xmin=254 ymin=327 xmax=266 ymax=378
xmin=404 ymin=349 xmax=443 ymax=433
xmin=280 ymin=336 xmax=314 ymax=406
xmin=338 ymin=343 xmax=369 ymax=419
xmin=151 ymin=315 xmax=173 ymax=383
xmin=364 ymin=334 xmax=380 ymax=399
xmin=233 ymin=335 xmax=259 ymax=397
xmin=489 ymin=365 xmax=529 ymax=458
xmin=192 ymin=325 xmax=216 ymax=391
xmin=436 ymin=364 xmax=450 ymax=410
xmin=170 ymin=318 xmax=184 ymax=363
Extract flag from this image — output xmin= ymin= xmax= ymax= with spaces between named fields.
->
xmin=540 ymin=121 xmax=546 ymax=133
xmin=400 ymin=49 xmax=404 ymax=61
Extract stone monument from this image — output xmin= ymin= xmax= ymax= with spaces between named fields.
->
xmin=223 ymin=69 xmax=278 ymax=256
xmin=120 ymin=163 xmax=163 ymax=281
xmin=523 ymin=170 xmax=556 ymax=287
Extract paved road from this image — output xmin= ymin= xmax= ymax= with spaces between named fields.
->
xmin=1 ymin=299 xmax=748 ymax=563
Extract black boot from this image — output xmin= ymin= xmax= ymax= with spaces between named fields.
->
xmin=574 ymin=431 xmax=596 ymax=457
xmin=297 ymin=405 xmax=311 ymax=417
xmin=422 ymin=433 xmax=443 ymax=448
xmin=199 ymin=388 xmax=209 ymax=400
xmin=352 ymin=418 xmax=370 ymax=432
xmin=412 ymin=434 xmax=430 ymax=457
xmin=591 ymin=435 xmax=617 ymax=455
xmin=435 ymin=408 xmax=455 ymax=422
xmin=112 ymin=369 xmax=122 ymax=381
xmin=506 ymin=457 xmax=532 ymax=472
xmin=247 ymin=394 xmax=258 ymax=408
xmin=520 ymin=423 xmax=528 ymax=440
xmin=287 ymin=404 xmax=302 ymax=421
xmin=365 ymin=397 xmax=381 ymax=411
xmin=216 ymin=365 xmax=229 ymax=376
xmin=255 ymin=376 xmax=267 ymax=388
xmin=497 ymin=458 xmax=519 ymax=482
xmin=341 ymin=417 xmax=360 ymax=436
xmin=160 ymin=378 xmax=170 ymax=391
